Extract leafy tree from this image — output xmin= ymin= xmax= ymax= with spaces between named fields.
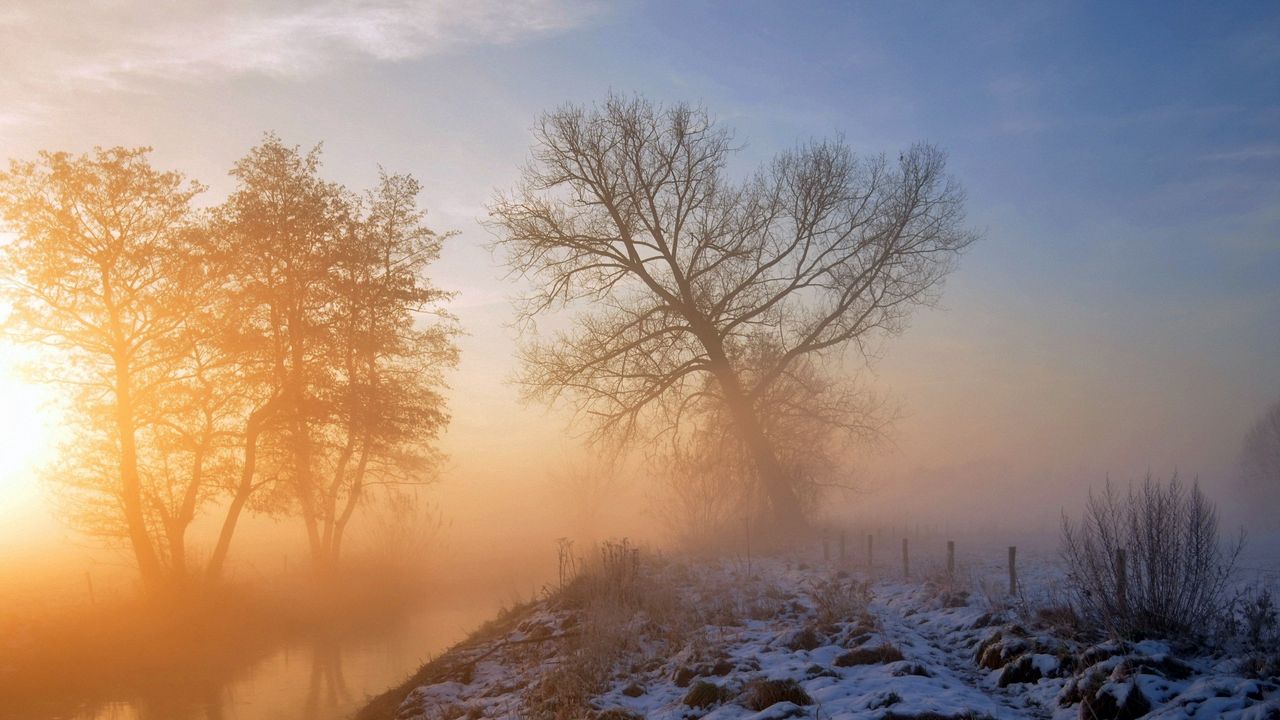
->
xmin=318 ymin=171 xmax=457 ymax=564
xmin=213 ymin=136 xmax=347 ymax=568
xmin=217 ymin=136 xmax=456 ymax=570
xmin=0 ymin=147 xmax=206 ymax=593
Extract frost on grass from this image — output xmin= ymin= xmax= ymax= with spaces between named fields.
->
xmin=367 ymin=546 xmax=1280 ymax=720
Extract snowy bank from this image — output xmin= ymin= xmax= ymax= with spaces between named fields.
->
xmin=357 ymin=552 xmax=1280 ymax=720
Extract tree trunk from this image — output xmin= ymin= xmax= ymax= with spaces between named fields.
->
xmin=206 ymin=398 xmax=278 ymax=583
xmin=700 ymin=335 xmax=804 ymax=530
xmin=318 ymin=431 xmax=358 ymax=569
xmin=718 ymin=376 xmax=805 ymax=529
xmin=113 ymin=352 xmax=165 ymax=594
xmin=285 ymin=300 xmax=324 ymax=568
xmin=329 ymin=434 xmax=372 ymax=567
xmin=292 ymin=412 xmax=323 ymax=566
xmin=167 ymin=518 xmax=187 ymax=585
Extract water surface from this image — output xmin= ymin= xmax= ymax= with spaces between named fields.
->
xmin=34 ymin=599 xmax=501 ymax=720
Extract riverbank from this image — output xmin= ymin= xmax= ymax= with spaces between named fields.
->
xmin=358 ymin=549 xmax=1280 ymax=720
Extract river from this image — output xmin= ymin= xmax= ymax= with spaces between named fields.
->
xmin=28 ymin=597 xmax=503 ymax=720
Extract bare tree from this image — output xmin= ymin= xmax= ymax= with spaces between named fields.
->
xmin=1240 ymin=397 xmax=1280 ymax=519
xmin=490 ymin=95 xmax=975 ymax=528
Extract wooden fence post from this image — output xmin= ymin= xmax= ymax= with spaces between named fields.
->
xmin=947 ymin=540 xmax=955 ymax=577
xmin=902 ymin=538 xmax=909 ymax=578
xmin=1008 ymin=546 xmax=1018 ymax=595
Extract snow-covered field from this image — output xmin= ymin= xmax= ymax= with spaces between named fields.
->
xmin=366 ymin=550 xmax=1280 ymax=720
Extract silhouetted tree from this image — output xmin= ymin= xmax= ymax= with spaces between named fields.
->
xmin=217 ymin=136 xmax=456 ymax=571
xmin=0 ymin=147 xmax=206 ymax=593
xmin=490 ymin=95 xmax=975 ymax=528
xmin=658 ymin=356 xmax=889 ymax=546
xmin=1240 ymin=397 xmax=1280 ymax=520
xmin=138 ymin=299 xmax=248 ymax=583
xmin=319 ymin=171 xmax=456 ymax=564
xmin=214 ymin=136 xmax=346 ymax=569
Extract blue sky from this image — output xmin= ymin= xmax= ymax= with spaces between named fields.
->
xmin=1 ymin=0 xmax=1277 ymax=531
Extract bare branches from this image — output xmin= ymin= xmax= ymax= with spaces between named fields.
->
xmin=491 ymin=94 xmax=975 ymax=524
xmin=1061 ymin=474 xmax=1243 ymax=640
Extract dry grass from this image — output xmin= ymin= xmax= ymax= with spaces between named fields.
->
xmin=683 ymin=680 xmax=731 ymax=708
xmin=835 ymin=642 xmax=905 ymax=667
xmin=807 ymin=574 xmax=872 ymax=625
xmin=741 ymin=678 xmax=813 ymax=711
xmin=526 ymin=539 xmax=706 ymax=720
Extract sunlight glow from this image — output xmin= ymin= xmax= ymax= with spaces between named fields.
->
xmin=0 ymin=344 xmax=54 ymax=516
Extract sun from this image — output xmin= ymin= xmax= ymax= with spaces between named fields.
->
xmin=0 ymin=342 xmax=56 ymax=516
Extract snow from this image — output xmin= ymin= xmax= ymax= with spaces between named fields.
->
xmin=382 ymin=553 xmax=1280 ymax=720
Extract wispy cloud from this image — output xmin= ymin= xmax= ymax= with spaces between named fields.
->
xmin=1201 ymin=143 xmax=1280 ymax=163
xmin=0 ymin=0 xmax=597 ymax=120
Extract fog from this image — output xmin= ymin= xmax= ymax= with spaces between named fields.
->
xmin=1 ymin=2 xmax=1278 ymax=719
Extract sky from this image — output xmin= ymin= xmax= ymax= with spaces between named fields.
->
xmin=0 ymin=0 xmax=1277 ymax=551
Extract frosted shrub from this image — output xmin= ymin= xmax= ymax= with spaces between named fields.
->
xmin=1061 ymin=474 xmax=1241 ymax=641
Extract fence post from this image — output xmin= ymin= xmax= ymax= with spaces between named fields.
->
xmin=1008 ymin=546 xmax=1018 ymax=595
xmin=947 ymin=540 xmax=955 ymax=577
xmin=85 ymin=571 xmax=95 ymax=605
xmin=866 ymin=533 xmax=874 ymax=568
xmin=902 ymin=538 xmax=909 ymax=578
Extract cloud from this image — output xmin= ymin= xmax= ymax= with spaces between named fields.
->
xmin=1201 ymin=143 xmax=1280 ymax=163
xmin=1 ymin=1 xmax=597 ymax=102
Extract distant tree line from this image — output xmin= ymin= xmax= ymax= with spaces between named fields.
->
xmin=0 ymin=136 xmax=457 ymax=595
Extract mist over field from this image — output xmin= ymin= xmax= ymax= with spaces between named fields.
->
xmin=0 ymin=3 xmax=1277 ymax=720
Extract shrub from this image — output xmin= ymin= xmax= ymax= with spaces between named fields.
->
xmin=741 ymin=679 xmax=812 ymax=711
xmin=1230 ymin=584 xmax=1280 ymax=677
xmin=807 ymin=575 xmax=872 ymax=625
xmin=1060 ymin=474 xmax=1242 ymax=640
xmin=682 ymin=681 xmax=729 ymax=708
xmin=528 ymin=539 xmax=657 ymax=719
xmin=1238 ymin=584 xmax=1278 ymax=649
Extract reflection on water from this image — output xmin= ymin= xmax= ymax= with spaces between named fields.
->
xmin=65 ymin=600 xmax=498 ymax=720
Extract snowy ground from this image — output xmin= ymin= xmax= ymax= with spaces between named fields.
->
xmin=369 ymin=550 xmax=1280 ymax=720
